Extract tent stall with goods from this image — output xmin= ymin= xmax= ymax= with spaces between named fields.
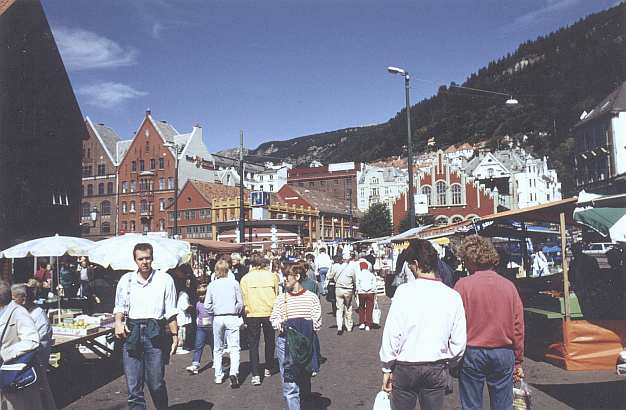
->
xmin=473 ymin=196 xmax=626 ymax=370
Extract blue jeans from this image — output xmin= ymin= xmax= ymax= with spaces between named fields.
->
xmin=123 ymin=326 xmax=168 ymax=410
xmin=277 ymin=336 xmax=311 ymax=410
xmin=318 ymin=268 xmax=329 ymax=295
xmin=460 ymin=347 xmax=514 ymax=410
xmin=192 ymin=326 xmax=213 ymax=367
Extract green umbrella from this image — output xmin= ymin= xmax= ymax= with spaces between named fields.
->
xmin=574 ymin=192 xmax=626 ymax=242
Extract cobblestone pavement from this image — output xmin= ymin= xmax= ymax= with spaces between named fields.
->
xmin=59 ymin=296 xmax=626 ymax=409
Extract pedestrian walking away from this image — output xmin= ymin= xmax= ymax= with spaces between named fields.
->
xmin=326 ymin=252 xmax=358 ymax=335
xmin=270 ymin=263 xmax=322 ymax=410
xmin=240 ymin=254 xmax=280 ymax=386
xmin=380 ymin=240 xmax=466 ymax=410
xmin=113 ymin=242 xmax=179 ymax=410
xmin=356 ymin=261 xmax=377 ymax=331
xmin=205 ymin=260 xmax=244 ymax=388
xmin=186 ymin=284 xmax=213 ymax=375
xmin=315 ymin=248 xmax=332 ymax=296
xmin=454 ymin=235 xmax=525 ymax=410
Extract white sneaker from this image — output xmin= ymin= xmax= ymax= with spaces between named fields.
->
xmin=186 ymin=365 xmax=199 ymax=375
xmin=251 ymin=376 xmax=261 ymax=386
xmin=264 ymin=369 xmax=272 ymax=377
xmin=365 ymin=326 xmax=370 ymax=331
xmin=176 ymin=348 xmax=190 ymax=355
xmin=215 ymin=376 xmax=224 ymax=384
xmin=359 ymin=324 xmax=365 ymax=330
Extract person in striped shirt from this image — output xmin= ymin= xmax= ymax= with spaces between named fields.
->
xmin=270 ymin=263 xmax=322 ymax=410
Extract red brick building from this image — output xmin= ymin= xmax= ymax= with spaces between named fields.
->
xmin=287 ymin=162 xmax=361 ymax=207
xmin=392 ymin=152 xmax=498 ymax=231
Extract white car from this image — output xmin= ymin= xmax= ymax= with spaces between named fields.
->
xmin=582 ymin=243 xmax=614 ymax=256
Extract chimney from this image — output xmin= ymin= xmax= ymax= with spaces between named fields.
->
xmin=146 ymin=108 xmax=151 ymax=116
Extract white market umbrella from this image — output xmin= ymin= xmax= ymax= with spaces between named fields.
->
xmin=0 ymin=234 xmax=94 ymax=258
xmin=88 ymin=234 xmax=192 ymax=271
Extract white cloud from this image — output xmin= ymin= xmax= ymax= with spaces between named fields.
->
xmin=52 ymin=26 xmax=137 ymax=71
xmin=77 ymin=82 xmax=148 ymax=108
xmin=512 ymin=0 xmax=583 ymax=28
xmin=151 ymin=22 xmax=164 ymax=39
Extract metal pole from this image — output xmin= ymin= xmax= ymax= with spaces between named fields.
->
xmin=239 ymin=130 xmax=245 ymax=244
xmin=560 ymin=212 xmax=571 ymax=320
xmin=348 ymin=188 xmax=353 ymax=239
xmin=405 ymin=73 xmax=416 ymax=229
xmin=174 ymin=146 xmax=179 ymax=238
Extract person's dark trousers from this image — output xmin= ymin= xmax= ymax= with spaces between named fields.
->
xmin=357 ymin=293 xmax=375 ymax=327
xmin=123 ymin=323 xmax=169 ymax=410
xmin=459 ymin=347 xmax=515 ymax=410
xmin=246 ymin=317 xmax=276 ymax=377
xmin=311 ymin=332 xmax=320 ymax=373
xmin=391 ymin=362 xmax=448 ymax=410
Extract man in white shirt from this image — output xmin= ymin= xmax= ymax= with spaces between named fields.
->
xmin=114 ymin=243 xmax=178 ymax=410
xmin=314 ymin=248 xmax=332 ymax=295
xmin=379 ymin=240 xmax=466 ymax=410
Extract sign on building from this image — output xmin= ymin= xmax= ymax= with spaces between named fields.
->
xmin=251 ymin=191 xmax=270 ymax=207
xmin=414 ymin=193 xmax=428 ymax=215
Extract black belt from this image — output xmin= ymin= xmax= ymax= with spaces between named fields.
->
xmin=214 ymin=313 xmax=238 ymax=316
xmin=396 ymin=359 xmax=449 ymax=366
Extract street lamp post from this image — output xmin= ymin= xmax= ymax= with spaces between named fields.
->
xmin=388 ymin=66 xmax=416 ymax=229
xmin=239 ymin=130 xmax=245 ymax=244
xmin=90 ymin=207 xmax=98 ymax=227
xmin=163 ymin=141 xmax=181 ymax=238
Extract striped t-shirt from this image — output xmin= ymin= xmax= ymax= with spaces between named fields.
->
xmin=270 ymin=289 xmax=322 ymax=332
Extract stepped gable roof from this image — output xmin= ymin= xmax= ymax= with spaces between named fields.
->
xmin=188 ymin=180 xmax=248 ymax=204
xmin=576 ymin=81 xmax=626 ymax=126
xmin=286 ymin=185 xmax=360 ymax=217
xmin=0 ymin=0 xmax=15 ymax=15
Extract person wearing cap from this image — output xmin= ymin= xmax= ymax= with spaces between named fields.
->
xmin=230 ymin=253 xmax=249 ymax=282
xmin=326 ymin=251 xmax=358 ymax=335
xmin=380 ymin=240 xmax=466 ymax=410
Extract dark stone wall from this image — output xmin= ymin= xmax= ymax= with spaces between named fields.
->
xmin=0 ymin=0 xmax=84 ymax=250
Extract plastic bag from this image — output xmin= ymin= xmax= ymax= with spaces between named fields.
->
xmin=373 ymin=391 xmax=391 ymax=410
xmin=372 ymin=298 xmax=382 ymax=326
xmin=513 ymin=379 xmax=532 ymax=410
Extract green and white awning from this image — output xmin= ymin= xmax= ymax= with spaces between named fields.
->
xmin=574 ymin=191 xmax=626 ymax=243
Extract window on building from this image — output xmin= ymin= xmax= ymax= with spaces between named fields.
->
xmin=101 ymin=222 xmax=111 ymax=234
xmin=421 ymin=186 xmax=432 ymax=206
xmin=160 ymin=199 xmax=165 ymax=211
xmin=81 ymin=185 xmax=84 ymax=197
xmin=107 ymin=182 xmax=114 ymax=194
xmin=159 ymin=157 xmax=165 ymax=169
xmin=122 ymin=181 xmax=128 ymax=193
xmin=130 ymin=201 xmax=136 ymax=212
xmin=122 ymin=202 xmax=127 ymax=213
xmin=487 ymin=168 xmax=494 ymax=178
xmin=81 ymin=202 xmax=90 ymax=217
xmin=167 ymin=177 xmax=174 ymax=190
xmin=269 ymin=185 xmax=274 ymax=192
xmin=451 ymin=184 xmax=462 ymax=205
xmin=260 ymin=185 xmax=264 ymax=191
xmin=87 ymin=184 xmax=93 ymax=196
xmin=82 ymin=166 xmax=92 ymax=177
xmin=269 ymin=175 xmax=274 ymax=180
xmin=131 ymin=161 xmax=136 ymax=172
xmin=308 ymin=182 xmax=315 ymax=187
xmin=436 ymin=181 xmax=446 ymax=205
xmin=435 ymin=216 xmax=448 ymax=226
xmin=101 ymin=200 xmax=111 ymax=215
xmin=150 ymin=159 xmax=156 ymax=169
xmin=130 ymin=180 xmax=136 ymax=192
xmin=121 ymin=221 xmax=127 ymax=232
xmin=145 ymin=142 xmax=150 ymax=153
xmin=140 ymin=160 xmax=145 ymax=171
xmin=98 ymin=183 xmax=105 ymax=195
xmin=86 ymin=148 xmax=91 ymax=159
xmin=159 ymin=219 xmax=165 ymax=232
xmin=141 ymin=200 xmax=148 ymax=213
xmin=451 ymin=216 xmax=464 ymax=224
xmin=158 ymin=178 xmax=164 ymax=190
xmin=168 ymin=197 xmax=174 ymax=207
xmin=97 ymin=164 xmax=106 ymax=176
xmin=130 ymin=220 xmax=136 ymax=232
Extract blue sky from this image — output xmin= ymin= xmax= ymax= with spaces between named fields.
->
xmin=42 ymin=0 xmax=620 ymax=152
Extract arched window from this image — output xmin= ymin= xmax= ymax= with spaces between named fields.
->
xmin=451 ymin=184 xmax=462 ymax=205
xmin=100 ymin=200 xmax=111 ymax=216
xmin=451 ymin=215 xmax=464 ymax=224
xmin=81 ymin=202 xmax=91 ymax=217
xmin=122 ymin=202 xmax=127 ymax=214
xmin=436 ymin=181 xmax=447 ymax=205
xmin=100 ymin=222 xmax=111 ymax=234
xmin=140 ymin=200 xmax=148 ymax=213
xmin=421 ymin=186 xmax=432 ymax=206
xmin=130 ymin=220 xmax=136 ymax=232
xmin=435 ymin=216 xmax=448 ymax=226
xmin=130 ymin=201 xmax=136 ymax=212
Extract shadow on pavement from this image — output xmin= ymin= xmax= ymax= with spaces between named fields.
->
xmin=169 ymin=400 xmax=214 ymax=409
xmin=533 ymin=380 xmax=626 ymax=409
xmin=302 ymin=392 xmax=331 ymax=409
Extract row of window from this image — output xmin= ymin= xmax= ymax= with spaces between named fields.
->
xmin=81 ymin=222 xmax=111 ymax=235
xmin=82 ymin=182 xmax=114 ymax=197
xmin=121 ymin=198 xmax=175 ymax=214
xmin=421 ymin=183 xmax=463 ymax=206
xmin=81 ymin=201 xmax=111 ymax=217
xmin=130 ymin=158 xmax=165 ymax=172
xmin=121 ymin=177 xmax=174 ymax=193
xmin=81 ymin=164 xmax=109 ymax=177
xmin=250 ymin=184 xmax=274 ymax=192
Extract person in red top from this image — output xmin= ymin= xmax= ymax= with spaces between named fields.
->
xmin=454 ymin=235 xmax=524 ymax=410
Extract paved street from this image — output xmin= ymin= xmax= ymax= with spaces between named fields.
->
xmin=58 ymin=296 xmax=626 ymax=410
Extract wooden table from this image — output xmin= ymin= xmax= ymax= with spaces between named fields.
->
xmin=52 ymin=327 xmax=115 ymax=358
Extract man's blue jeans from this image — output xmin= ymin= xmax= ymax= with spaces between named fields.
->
xmin=459 ymin=347 xmax=515 ymax=410
xmin=192 ymin=326 xmax=213 ymax=367
xmin=123 ymin=325 xmax=168 ymax=410
xmin=318 ymin=267 xmax=329 ymax=295
xmin=277 ymin=336 xmax=312 ymax=410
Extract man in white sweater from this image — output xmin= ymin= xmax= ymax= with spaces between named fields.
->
xmin=379 ymin=240 xmax=466 ymax=410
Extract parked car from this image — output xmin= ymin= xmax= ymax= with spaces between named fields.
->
xmin=582 ymin=242 xmax=614 ymax=256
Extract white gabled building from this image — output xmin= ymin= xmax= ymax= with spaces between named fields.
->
xmin=357 ymin=164 xmax=408 ymax=212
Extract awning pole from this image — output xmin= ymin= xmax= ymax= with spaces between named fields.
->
xmin=560 ymin=212 xmax=571 ymax=320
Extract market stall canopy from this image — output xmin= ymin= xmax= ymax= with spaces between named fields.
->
xmin=574 ymin=191 xmax=626 ymax=242
xmin=479 ymin=197 xmax=579 ymax=225
xmin=0 ymin=234 xmax=94 ymax=258
xmin=88 ymin=234 xmax=191 ymax=271
xmin=388 ymin=226 xmax=432 ymax=243
xmin=184 ymin=239 xmax=244 ymax=253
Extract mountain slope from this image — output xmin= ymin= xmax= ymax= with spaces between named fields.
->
xmin=251 ymin=3 xmax=626 ymax=195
